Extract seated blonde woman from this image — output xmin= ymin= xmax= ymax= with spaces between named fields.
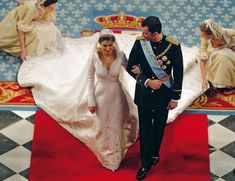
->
xmin=0 ymin=0 xmax=62 ymax=60
xmin=199 ymin=19 xmax=235 ymax=90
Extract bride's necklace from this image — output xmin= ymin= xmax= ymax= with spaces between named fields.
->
xmin=100 ymin=53 xmax=115 ymax=71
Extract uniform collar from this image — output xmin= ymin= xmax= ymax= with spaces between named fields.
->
xmin=150 ymin=35 xmax=165 ymax=45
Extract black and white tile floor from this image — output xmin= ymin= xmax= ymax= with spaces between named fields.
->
xmin=0 ymin=110 xmax=234 ymax=181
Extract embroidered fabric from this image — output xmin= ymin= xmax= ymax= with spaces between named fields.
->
xmin=16 ymin=20 xmax=34 ymax=32
xmin=34 ymin=20 xmax=63 ymax=56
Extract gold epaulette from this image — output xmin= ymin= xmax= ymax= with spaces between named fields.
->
xmin=166 ymin=37 xmax=179 ymax=46
xmin=136 ymin=36 xmax=145 ymax=40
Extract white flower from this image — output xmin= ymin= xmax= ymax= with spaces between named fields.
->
xmin=81 ymin=3 xmax=90 ymax=11
xmin=171 ymin=19 xmax=178 ymax=28
xmin=164 ymin=12 xmax=171 ymax=20
xmin=179 ymin=27 xmax=187 ymax=35
xmin=193 ymin=0 xmax=202 ymax=6
xmin=179 ymin=12 xmax=186 ymax=20
xmin=177 ymin=0 xmax=187 ymax=6
xmin=74 ymin=10 xmax=82 ymax=17
xmin=232 ymin=7 xmax=235 ymax=16
xmin=155 ymin=4 xmax=164 ymax=13
xmin=140 ymin=4 xmax=149 ymax=12
xmin=222 ymin=0 xmax=230 ymax=8
xmin=67 ymin=2 xmax=75 ymax=11
xmin=65 ymin=16 xmax=73 ymax=25
xmin=215 ymin=6 xmax=223 ymax=15
xmin=200 ymin=5 xmax=207 ymax=14
xmin=110 ymin=3 xmax=120 ymax=11
xmin=59 ymin=9 xmax=66 ymax=17
xmin=96 ymin=3 xmax=105 ymax=11
xmin=72 ymin=24 xmax=81 ymax=33
xmin=120 ymin=0 xmax=127 ymax=4
xmin=186 ymin=34 xmax=195 ymax=45
xmin=207 ymin=0 xmax=215 ymax=7
xmin=80 ymin=17 xmax=90 ymax=26
xmin=5 ymin=71 xmax=15 ymax=80
xmin=126 ymin=4 xmax=135 ymax=11
xmin=193 ymin=12 xmax=201 ymax=21
xmin=0 ymin=62 xmax=9 ymax=72
xmin=186 ymin=19 xmax=194 ymax=28
xmin=105 ymin=0 xmax=111 ymax=4
xmin=223 ymin=14 xmax=232 ymax=22
xmin=171 ymin=5 xmax=178 ymax=13
xmin=185 ymin=5 xmax=193 ymax=13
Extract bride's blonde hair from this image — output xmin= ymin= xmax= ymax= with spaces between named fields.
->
xmin=200 ymin=19 xmax=224 ymax=39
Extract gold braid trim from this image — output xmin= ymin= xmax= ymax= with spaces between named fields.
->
xmin=142 ymin=40 xmax=172 ymax=66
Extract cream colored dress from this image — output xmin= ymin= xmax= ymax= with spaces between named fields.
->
xmin=200 ymin=28 xmax=235 ymax=87
xmin=0 ymin=0 xmax=62 ymax=57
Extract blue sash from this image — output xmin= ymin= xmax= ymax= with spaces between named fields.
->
xmin=140 ymin=40 xmax=172 ymax=88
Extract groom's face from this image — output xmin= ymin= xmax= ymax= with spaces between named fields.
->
xmin=141 ymin=26 xmax=155 ymax=41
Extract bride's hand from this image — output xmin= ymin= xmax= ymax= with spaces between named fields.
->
xmin=88 ymin=106 xmax=96 ymax=114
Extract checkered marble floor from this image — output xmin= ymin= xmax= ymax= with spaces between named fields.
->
xmin=0 ymin=111 xmax=234 ymax=181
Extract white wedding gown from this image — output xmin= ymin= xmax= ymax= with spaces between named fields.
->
xmin=18 ymin=32 xmax=203 ymax=170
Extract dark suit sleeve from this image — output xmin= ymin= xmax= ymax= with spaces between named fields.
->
xmin=171 ymin=44 xmax=184 ymax=100
xmin=127 ymin=40 xmax=148 ymax=87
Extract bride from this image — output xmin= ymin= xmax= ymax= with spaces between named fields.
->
xmin=19 ymin=29 xmax=139 ymax=171
xmin=18 ymin=29 xmax=201 ymax=170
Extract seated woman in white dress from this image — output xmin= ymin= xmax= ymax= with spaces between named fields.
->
xmin=199 ymin=19 xmax=235 ymax=90
xmin=0 ymin=0 xmax=62 ymax=60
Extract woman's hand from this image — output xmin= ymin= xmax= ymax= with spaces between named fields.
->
xmin=231 ymin=45 xmax=235 ymax=52
xmin=131 ymin=65 xmax=140 ymax=74
xmin=88 ymin=106 xmax=96 ymax=114
xmin=20 ymin=50 xmax=27 ymax=61
xmin=201 ymin=79 xmax=208 ymax=91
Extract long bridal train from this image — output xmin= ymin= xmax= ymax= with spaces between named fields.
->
xmin=18 ymin=33 xmax=202 ymax=170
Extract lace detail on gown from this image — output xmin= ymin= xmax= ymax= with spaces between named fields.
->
xmin=33 ymin=21 xmax=63 ymax=56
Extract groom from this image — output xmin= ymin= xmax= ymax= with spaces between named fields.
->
xmin=127 ymin=16 xmax=184 ymax=180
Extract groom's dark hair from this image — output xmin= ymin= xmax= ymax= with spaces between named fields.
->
xmin=141 ymin=16 xmax=162 ymax=34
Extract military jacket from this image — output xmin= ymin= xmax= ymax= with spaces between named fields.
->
xmin=127 ymin=35 xmax=184 ymax=106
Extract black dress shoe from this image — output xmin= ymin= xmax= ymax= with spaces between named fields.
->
xmin=152 ymin=156 xmax=160 ymax=165
xmin=136 ymin=167 xmax=150 ymax=180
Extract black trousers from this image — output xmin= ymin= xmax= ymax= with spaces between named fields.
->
xmin=138 ymin=105 xmax=169 ymax=168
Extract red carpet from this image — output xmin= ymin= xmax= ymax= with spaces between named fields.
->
xmin=30 ymin=111 xmax=209 ymax=181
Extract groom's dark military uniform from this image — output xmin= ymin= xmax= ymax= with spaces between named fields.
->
xmin=127 ymin=35 xmax=183 ymax=169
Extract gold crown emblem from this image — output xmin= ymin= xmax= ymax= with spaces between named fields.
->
xmin=95 ymin=12 xmax=145 ymax=29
